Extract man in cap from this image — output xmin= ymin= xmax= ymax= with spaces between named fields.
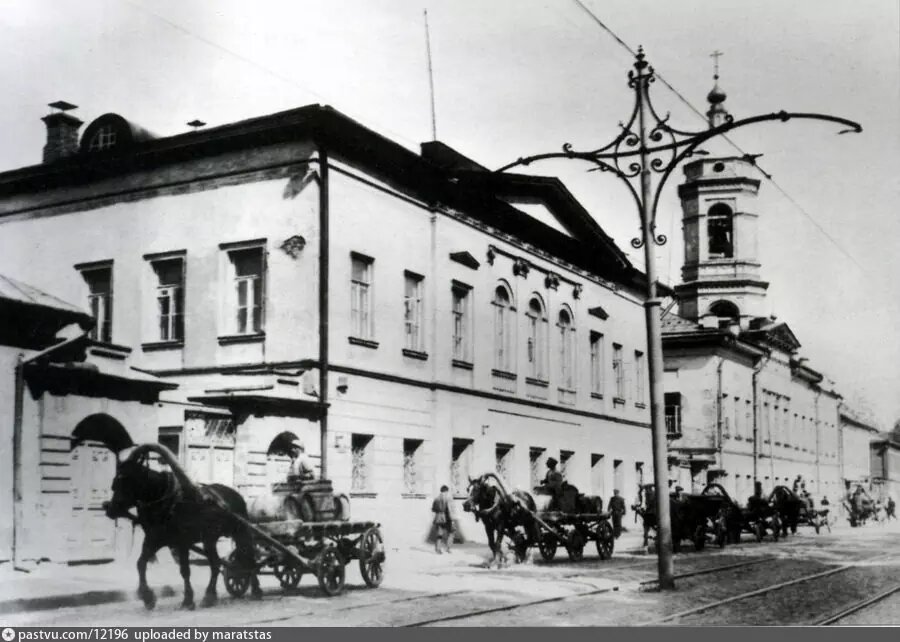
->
xmin=609 ymin=489 xmax=626 ymax=539
xmin=541 ymin=457 xmax=565 ymax=510
xmin=288 ymin=439 xmax=316 ymax=482
xmin=672 ymin=485 xmax=687 ymax=502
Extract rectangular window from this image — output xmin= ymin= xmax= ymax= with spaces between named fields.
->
xmin=495 ymin=443 xmax=514 ymax=486
xmin=612 ymin=343 xmax=625 ymax=399
xmin=613 ymin=459 xmax=624 ymax=493
xmin=351 ymin=254 xmax=374 ymax=339
xmin=151 ymin=257 xmax=185 ymax=342
xmin=451 ymin=282 xmax=472 ymax=362
xmin=451 ymin=438 xmax=473 ymax=496
xmin=351 ymin=433 xmax=374 ymax=493
xmin=529 ymin=447 xmax=545 ymax=489
xmin=80 ymin=264 xmax=113 ymax=343
xmin=157 ymin=426 xmax=183 ymax=466
xmin=225 ymin=246 xmax=264 ymax=335
xmin=590 ymin=332 xmax=604 ymax=396
xmin=560 ymin=450 xmax=574 ymax=479
xmin=665 ymin=392 xmax=682 ymax=437
xmin=634 ymin=350 xmax=645 ymax=404
xmin=402 ymin=438 xmax=423 ymax=495
xmin=591 ymin=453 xmax=605 ymax=496
xmin=403 ymin=272 xmax=423 ymax=351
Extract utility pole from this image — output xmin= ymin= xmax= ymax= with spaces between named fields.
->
xmin=498 ymin=47 xmax=861 ymax=589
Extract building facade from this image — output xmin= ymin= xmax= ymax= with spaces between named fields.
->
xmin=0 ymin=104 xmax=655 ymax=555
xmin=662 ymin=155 xmax=843 ymax=504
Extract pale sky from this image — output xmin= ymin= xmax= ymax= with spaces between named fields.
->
xmin=1 ymin=0 xmax=898 ymax=427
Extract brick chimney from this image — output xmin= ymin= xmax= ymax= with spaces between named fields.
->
xmin=41 ymin=101 xmax=83 ymax=163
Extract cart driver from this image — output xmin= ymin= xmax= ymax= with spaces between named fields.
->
xmin=288 ymin=440 xmax=316 ymax=482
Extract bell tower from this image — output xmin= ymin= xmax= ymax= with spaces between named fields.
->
xmin=674 ymin=61 xmax=768 ymax=327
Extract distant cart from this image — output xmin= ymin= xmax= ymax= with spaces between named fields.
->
xmin=529 ymin=487 xmax=615 ymax=562
xmin=223 ymin=479 xmax=385 ymax=597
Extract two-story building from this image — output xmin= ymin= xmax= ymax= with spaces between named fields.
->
xmin=0 ymin=102 xmax=655 ymax=553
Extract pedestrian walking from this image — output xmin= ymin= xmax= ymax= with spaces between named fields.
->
xmin=887 ymin=496 xmax=896 ymax=520
xmin=609 ymin=489 xmax=626 ymax=539
xmin=431 ymin=485 xmax=454 ymax=554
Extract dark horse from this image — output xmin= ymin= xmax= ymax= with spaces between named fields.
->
xmin=462 ymin=474 xmax=539 ymax=567
xmin=769 ymin=486 xmax=804 ymax=536
xmin=104 ymin=445 xmax=262 ymax=610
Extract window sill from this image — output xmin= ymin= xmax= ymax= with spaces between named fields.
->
xmin=402 ymin=348 xmax=428 ymax=361
xmin=635 ymin=402 xmax=647 ymax=409
xmin=218 ymin=333 xmax=265 ymax=346
xmin=350 ymin=491 xmax=378 ymax=499
xmin=492 ymin=369 xmax=517 ymax=380
xmin=525 ymin=377 xmax=549 ymax=387
xmin=401 ymin=493 xmax=427 ymax=499
xmin=349 ymin=337 xmax=379 ymax=349
xmin=452 ymin=359 xmax=474 ymax=370
xmin=590 ymin=392 xmax=604 ymax=400
xmin=142 ymin=340 xmax=184 ymax=352
xmin=612 ymin=397 xmax=626 ymax=406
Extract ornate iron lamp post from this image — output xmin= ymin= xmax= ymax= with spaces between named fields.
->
xmin=498 ymin=47 xmax=861 ymax=589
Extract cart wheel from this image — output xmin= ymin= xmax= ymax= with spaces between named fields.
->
xmin=273 ymin=563 xmax=302 ymax=590
xmin=358 ymin=527 xmax=385 ymax=588
xmin=595 ymin=521 xmax=614 ymax=560
xmin=566 ymin=530 xmax=585 ymax=562
xmin=223 ymin=552 xmax=251 ymax=598
xmin=316 ymin=544 xmax=346 ymax=596
xmin=538 ymin=532 xmax=557 ymax=562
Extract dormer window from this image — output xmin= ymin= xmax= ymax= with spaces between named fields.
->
xmin=87 ymin=125 xmax=117 ymax=151
xmin=707 ymin=203 xmax=733 ymax=258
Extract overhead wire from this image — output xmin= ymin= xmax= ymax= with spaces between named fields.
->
xmin=570 ymin=0 xmax=869 ymax=275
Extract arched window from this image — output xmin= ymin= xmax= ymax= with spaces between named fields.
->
xmin=707 ymin=203 xmax=734 ymax=258
xmin=526 ymin=295 xmax=547 ymax=380
xmin=557 ymin=306 xmax=575 ymax=390
xmin=493 ymin=283 xmax=515 ymax=372
xmin=87 ymin=124 xmax=118 ymax=151
xmin=709 ymin=300 xmax=740 ymax=329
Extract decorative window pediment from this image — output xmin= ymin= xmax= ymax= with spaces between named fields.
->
xmin=449 ymin=251 xmax=480 ymax=270
xmin=588 ymin=305 xmax=609 ymax=321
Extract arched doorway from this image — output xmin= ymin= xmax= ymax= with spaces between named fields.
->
xmin=266 ymin=431 xmax=300 ymax=486
xmin=69 ymin=414 xmax=133 ymax=562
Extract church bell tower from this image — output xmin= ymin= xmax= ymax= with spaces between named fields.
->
xmin=674 ymin=66 xmax=769 ymax=327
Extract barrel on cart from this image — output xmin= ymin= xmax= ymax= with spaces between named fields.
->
xmin=529 ymin=485 xmax=615 ymax=562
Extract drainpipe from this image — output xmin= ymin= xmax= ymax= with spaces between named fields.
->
xmin=814 ymin=388 xmax=821 ymax=494
xmin=716 ymin=357 xmax=725 ymax=472
xmin=12 ymin=324 xmax=90 ymax=569
xmin=317 ymin=147 xmax=330 ymax=480
xmin=751 ymin=351 xmax=771 ymax=486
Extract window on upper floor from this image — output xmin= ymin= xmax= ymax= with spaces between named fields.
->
xmin=149 ymin=256 xmax=185 ymax=342
xmin=526 ymin=295 xmax=547 ymax=380
xmin=634 ymin=350 xmax=645 ymax=406
xmin=492 ymin=283 xmax=515 ymax=372
xmin=558 ymin=307 xmax=575 ymax=390
xmin=223 ymin=244 xmax=265 ymax=336
xmin=79 ymin=262 xmax=113 ymax=343
xmin=351 ymin=253 xmax=374 ymax=340
xmin=665 ymin=392 xmax=682 ymax=438
xmin=451 ymin=282 xmax=472 ymax=363
xmin=590 ymin=331 xmax=605 ymax=397
xmin=612 ymin=343 xmax=625 ymax=400
xmin=707 ymin=203 xmax=734 ymax=258
xmin=403 ymin=271 xmax=424 ymax=352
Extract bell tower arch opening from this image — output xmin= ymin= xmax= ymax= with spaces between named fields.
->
xmin=707 ymin=203 xmax=734 ymax=258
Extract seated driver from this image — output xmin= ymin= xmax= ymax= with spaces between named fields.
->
xmin=288 ymin=440 xmax=316 ymax=482
xmin=541 ymin=457 xmax=564 ymax=509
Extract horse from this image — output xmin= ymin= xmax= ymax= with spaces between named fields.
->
xmin=769 ymin=486 xmax=803 ymax=536
xmin=462 ymin=473 xmax=539 ymax=567
xmin=104 ymin=444 xmax=262 ymax=610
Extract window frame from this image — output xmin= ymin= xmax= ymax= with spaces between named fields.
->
xmin=77 ymin=261 xmax=114 ymax=344
xmin=145 ymin=252 xmax=186 ymax=345
xmin=219 ymin=240 xmax=267 ymax=339
xmin=451 ymin=281 xmax=473 ymax=364
xmin=492 ymin=282 xmax=516 ymax=373
xmin=634 ymin=350 xmax=646 ymax=406
xmin=612 ymin=343 xmax=625 ymax=401
xmin=557 ymin=306 xmax=576 ymax=391
xmin=350 ymin=252 xmax=375 ymax=341
xmin=525 ymin=295 xmax=548 ymax=381
xmin=351 ymin=433 xmax=375 ymax=494
xmin=403 ymin=271 xmax=424 ymax=353
xmin=707 ymin=202 xmax=734 ymax=258
xmin=589 ymin=331 xmax=605 ymax=398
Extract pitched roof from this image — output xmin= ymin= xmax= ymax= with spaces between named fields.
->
xmin=0 ymin=273 xmax=90 ymax=321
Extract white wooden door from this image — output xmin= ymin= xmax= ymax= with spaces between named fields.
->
xmin=69 ymin=442 xmax=116 ymax=562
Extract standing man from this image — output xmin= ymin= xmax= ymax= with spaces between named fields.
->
xmin=609 ymin=489 xmax=626 ymax=539
xmin=431 ymin=485 xmax=454 ymax=554
xmin=886 ymin=496 xmax=896 ymax=520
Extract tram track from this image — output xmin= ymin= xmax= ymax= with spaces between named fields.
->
xmin=814 ymin=583 xmax=900 ymax=625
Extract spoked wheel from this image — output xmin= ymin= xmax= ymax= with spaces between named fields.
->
xmin=595 ymin=521 xmax=614 ymax=560
xmin=273 ymin=563 xmax=302 ymax=590
xmin=566 ymin=529 xmax=585 ymax=562
xmin=223 ymin=551 xmax=251 ymax=598
xmin=316 ymin=544 xmax=346 ymax=596
xmin=358 ymin=527 xmax=385 ymax=588
xmin=538 ymin=531 xmax=558 ymax=562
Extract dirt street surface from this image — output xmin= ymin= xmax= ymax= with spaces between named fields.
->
xmin=7 ymin=522 xmax=900 ymax=627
